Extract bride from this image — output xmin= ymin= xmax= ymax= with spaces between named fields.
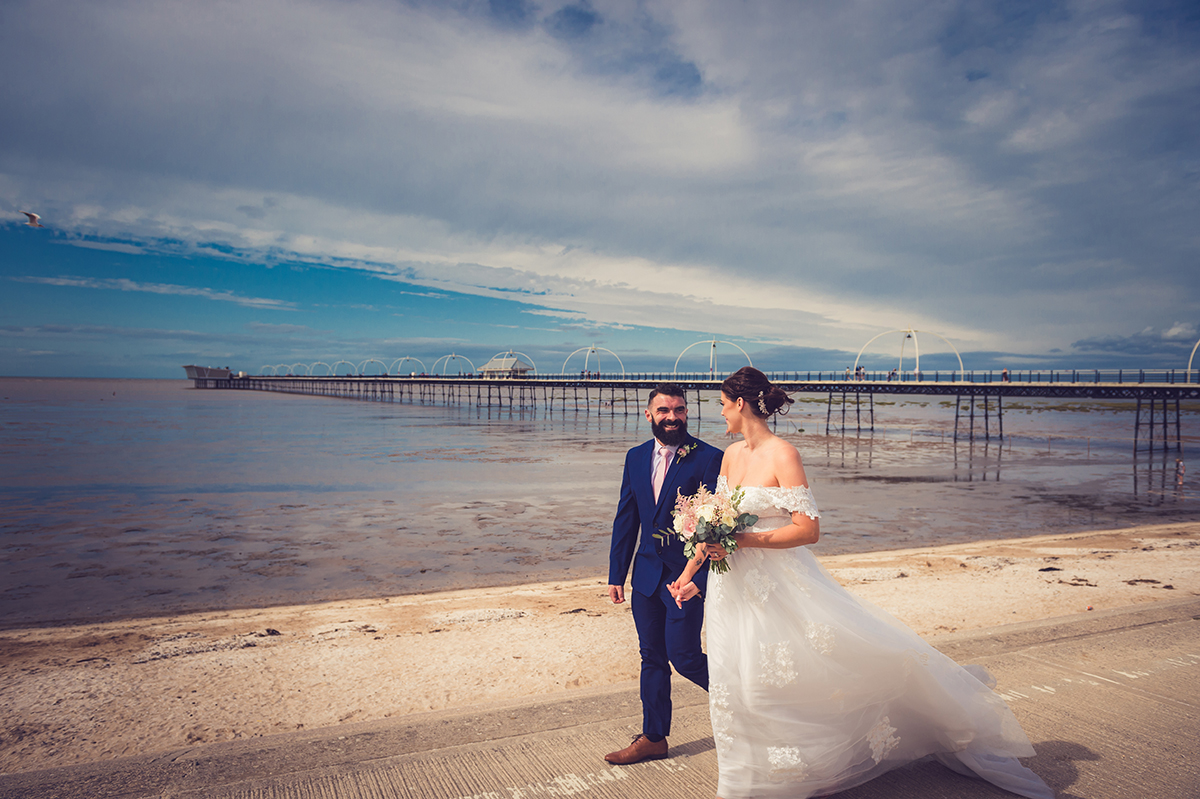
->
xmin=669 ymin=367 xmax=1053 ymax=799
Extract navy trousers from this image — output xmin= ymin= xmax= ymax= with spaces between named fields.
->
xmin=631 ymin=579 xmax=709 ymax=738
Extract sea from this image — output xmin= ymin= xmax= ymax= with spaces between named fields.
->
xmin=2 ymin=376 xmax=1197 ymax=629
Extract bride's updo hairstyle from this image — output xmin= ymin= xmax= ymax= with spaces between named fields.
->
xmin=721 ymin=366 xmax=794 ymax=418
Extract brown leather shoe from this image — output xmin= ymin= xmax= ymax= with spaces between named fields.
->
xmin=604 ymin=734 xmax=668 ymax=764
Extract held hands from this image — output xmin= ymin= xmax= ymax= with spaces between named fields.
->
xmin=668 ymin=578 xmax=700 ymax=608
xmin=667 ymin=539 xmax=733 ymax=608
xmin=667 ymin=542 xmax=710 ymax=608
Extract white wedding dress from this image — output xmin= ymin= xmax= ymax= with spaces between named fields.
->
xmin=705 ymin=476 xmax=1053 ymax=799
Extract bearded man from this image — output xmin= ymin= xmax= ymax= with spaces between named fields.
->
xmin=604 ymin=383 xmax=723 ymax=764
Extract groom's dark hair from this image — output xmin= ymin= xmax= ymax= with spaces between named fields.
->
xmin=647 ymin=383 xmax=686 ymax=406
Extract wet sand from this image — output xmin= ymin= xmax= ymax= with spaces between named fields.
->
xmin=2 ymin=521 xmax=1197 ymax=775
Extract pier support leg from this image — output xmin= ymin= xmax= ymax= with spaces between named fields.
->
xmin=1161 ymin=398 xmax=1167 ymax=453
xmin=1134 ymin=397 xmax=1142 ymax=453
xmin=954 ymin=392 xmax=961 ymax=442
xmin=1149 ymin=399 xmax=1157 ymax=454
xmin=1176 ymin=397 xmax=1183 ymax=452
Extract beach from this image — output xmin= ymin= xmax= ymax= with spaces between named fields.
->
xmin=3 ymin=520 xmax=1197 ymax=775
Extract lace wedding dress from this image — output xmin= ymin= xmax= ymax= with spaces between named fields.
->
xmin=705 ymin=476 xmax=1053 ymax=799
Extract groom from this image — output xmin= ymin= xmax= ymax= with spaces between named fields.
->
xmin=605 ymin=383 xmax=723 ymax=764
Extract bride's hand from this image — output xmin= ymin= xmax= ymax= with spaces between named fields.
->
xmin=707 ymin=543 xmax=729 ymax=561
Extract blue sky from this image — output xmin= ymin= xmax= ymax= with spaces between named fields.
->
xmin=2 ymin=0 xmax=1198 ymax=378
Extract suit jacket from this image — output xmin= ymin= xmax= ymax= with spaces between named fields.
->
xmin=609 ymin=435 xmax=724 ymax=597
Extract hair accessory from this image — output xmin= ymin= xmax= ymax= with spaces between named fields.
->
xmin=757 ymin=390 xmax=768 ymax=416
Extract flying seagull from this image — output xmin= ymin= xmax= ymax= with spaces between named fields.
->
xmin=21 ymin=211 xmax=45 ymax=228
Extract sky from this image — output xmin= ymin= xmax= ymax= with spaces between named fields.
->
xmin=1 ymin=0 xmax=1198 ymax=378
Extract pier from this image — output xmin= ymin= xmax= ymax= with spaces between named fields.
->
xmin=185 ymin=370 xmax=1199 ymax=452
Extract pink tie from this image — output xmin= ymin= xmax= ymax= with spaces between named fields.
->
xmin=653 ymin=446 xmax=672 ymax=503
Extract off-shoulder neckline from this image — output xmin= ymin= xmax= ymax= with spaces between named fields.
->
xmin=717 ymin=475 xmax=810 ymax=491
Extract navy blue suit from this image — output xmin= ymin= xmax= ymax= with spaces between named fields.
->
xmin=609 ymin=434 xmax=723 ymax=739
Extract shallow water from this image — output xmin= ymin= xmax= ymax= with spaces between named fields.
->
xmin=1 ymin=377 xmax=1197 ymax=627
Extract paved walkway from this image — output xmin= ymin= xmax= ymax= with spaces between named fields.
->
xmin=3 ymin=598 xmax=1198 ymax=799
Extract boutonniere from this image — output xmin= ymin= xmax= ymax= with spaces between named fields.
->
xmin=675 ymin=443 xmax=694 ymax=461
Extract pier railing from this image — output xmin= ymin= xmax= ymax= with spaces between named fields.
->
xmin=268 ymin=368 xmax=1200 ymax=384
xmin=565 ymin=369 xmax=1199 ymax=384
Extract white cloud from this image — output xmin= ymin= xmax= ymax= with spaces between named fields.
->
xmin=11 ymin=276 xmax=295 ymax=310
xmin=1164 ymin=322 xmax=1198 ymax=340
xmin=63 ymin=240 xmax=146 ymax=255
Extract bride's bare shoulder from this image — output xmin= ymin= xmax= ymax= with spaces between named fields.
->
xmin=769 ymin=436 xmax=808 ymax=484
xmin=768 ymin=435 xmax=802 ymax=460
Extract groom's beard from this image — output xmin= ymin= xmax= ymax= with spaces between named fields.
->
xmin=651 ymin=416 xmax=688 ymax=446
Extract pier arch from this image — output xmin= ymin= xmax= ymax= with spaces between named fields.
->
xmin=852 ymin=328 xmax=964 ymax=377
xmin=432 ymin=353 xmax=477 ymax=375
xmin=331 ymin=360 xmax=356 ymax=375
xmin=673 ymin=339 xmax=752 ymax=376
xmin=561 ymin=345 xmax=625 ymax=376
xmin=389 ymin=356 xmax=428 ymax=375
xmin=357 ymin=358 xmax=387 ymax=375
xmin=309 ymin=361 xmax=333 ymax=376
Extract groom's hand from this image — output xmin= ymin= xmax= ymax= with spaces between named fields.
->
xmin=608 ymin=584 xmax=625 ymax=604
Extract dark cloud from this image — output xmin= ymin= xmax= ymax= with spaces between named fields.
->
xmin=487 ymin=0 xmax=536 ymax=29
xmin=1072 ymin=324 xmax=1199 ymax=357
xmin=546 ymin=3 xmax=598 ymax=39
xmin=236 ymin=205 xmax=266 ymax=220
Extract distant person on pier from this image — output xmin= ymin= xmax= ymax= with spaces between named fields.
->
xmin=1002 ymin=368 xmax=1010 ymax=382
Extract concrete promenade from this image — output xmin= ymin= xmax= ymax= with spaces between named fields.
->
xmin=3 ymin=598 xmax=1198 ymax=799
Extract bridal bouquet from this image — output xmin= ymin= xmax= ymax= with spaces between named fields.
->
xmin=655 ymin=485 xmax=758 ymax=574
